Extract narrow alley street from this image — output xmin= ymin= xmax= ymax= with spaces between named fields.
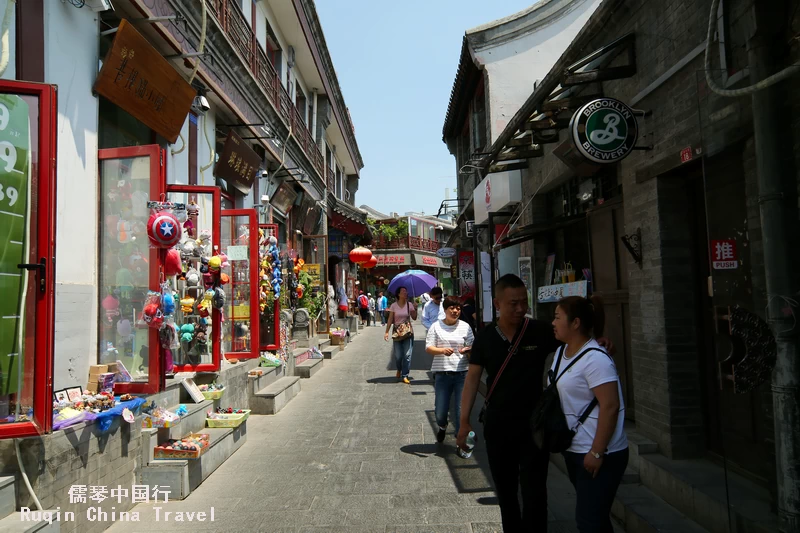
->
xmin=108 ymin=321 xmax=592 ymax=533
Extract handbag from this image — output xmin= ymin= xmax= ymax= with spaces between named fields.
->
xmin=392 ymin=302 xmax=414 ymax=341
xmin=530 ymin=346 xmax=606 ymax=453
xmin=478 ymin=318 xmax=529 ymax=424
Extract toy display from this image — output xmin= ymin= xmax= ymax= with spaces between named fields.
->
xmin=154 ymin=433 xmax=210 ymax=459
xmin=198 ymin=382 xmax=225 ymax=400
xmin=141 ymin=402 xmax=181 ymax=428
xmin=206 ymin=408 xmax=250 ymax=428
xmin=147 ymin=210 xmax=182 ymax=248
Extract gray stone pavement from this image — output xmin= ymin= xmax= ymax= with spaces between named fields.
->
xmin=107 ymin=320 xmax=593 ymax=533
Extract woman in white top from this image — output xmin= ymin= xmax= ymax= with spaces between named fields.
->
xmin=551 ymin=295 xmax=628 ymax=533
xmin=425 ymin=297 xmax=474 ymax=445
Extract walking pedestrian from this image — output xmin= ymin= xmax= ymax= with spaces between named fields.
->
xmin=421 ymin=286 xmax=446 ymax=331
xmin=368 ymin=293 xmax=376 ymax=326
xmin=425 ymin=296 xmax=473 ymax=445
xmin=458 ymin=274 xmax=615 ymax=532
xmin=551 ymin=296 xmax=628 ymax=533
xmin=377 ymin=291 xmax=388 ymax=326
xmin=460 ymin=297 xmax=477 ymax=332
xmin=383 ymin=287 xmax=417 ymax=384
xmin=357 ymin=290 xmax=369 ymax=326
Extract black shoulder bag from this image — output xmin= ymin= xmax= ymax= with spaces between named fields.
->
xmin=478 ymin=318 xmax=529 ymax=424
xmin=530 ymin=346 xmax=605 ymax=453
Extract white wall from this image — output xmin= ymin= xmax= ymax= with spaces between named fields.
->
xmin=0 ymin=0 xmax=16 ymax=80
xmin=44 ymin=2 xmax=100 ymax=389
xmin=473 ymin=0 xmax=602 ymax=142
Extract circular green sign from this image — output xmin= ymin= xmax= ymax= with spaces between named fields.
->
xmin=571 ymin=98 xmax=638 ymax=164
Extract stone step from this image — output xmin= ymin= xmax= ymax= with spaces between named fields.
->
xmin=322 ymin=345 xmax=340 ymax=359
xmin=613 ymin=483 xmax=709 ymax=533
xmin=318 ymin=338 xmax=331 ymax=350
xmin=250 ymin=376 xmax=301 ymax=415
xmin=139 ymin=425 xmax=247 ymax=501
xmin=0 ymin=510 xmax=61 ymax=532
xmin=626 ymin=426 xmax=658 ymax=470
xmin=157 ymin=399 xmax=215 ymax=442
xmin=0 ymin=475 xmax=15 ymax=521
xmin=551 ymin=453 xmax=639 ymax=485
xmin=637 ymin=453 xmax=776 ymax=533
xmin=295 ymin=358 xmax=323 ymax=379
xmin=246 ymin=365 xmax=278 ymax=396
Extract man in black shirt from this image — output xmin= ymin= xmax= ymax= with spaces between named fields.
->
xmin=458 ymin=274 xmax=611 ymax=532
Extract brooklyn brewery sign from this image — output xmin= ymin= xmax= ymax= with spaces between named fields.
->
xmin=570 ymin=98 xmax=638 ymax=164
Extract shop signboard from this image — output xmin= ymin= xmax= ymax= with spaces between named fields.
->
xmin=480 ymin=252 xmax=492 ymax=322
xmin=465 ymin=220 xmax=474 ymax=238
xmin=301 ymin=263 xmax=322 ymax=287
xmin=518 ymin=257 xmax=533 ymax=313
xmin=414 ymin=254 xmax=444 ymax=268
xmin=473 ymin=171 xmax=522 ymax=225
xmin=375 ymin=254 xmax=412 ymax=266
xmin=711 ymin=239 xmax=738 ymax=270
xmin=457 ymin=251 xmax=475 ymax=298
xmin=450 ymin=261 xmax=458 ymax=281
xmin=570 ymin=98 xmax=638 ymax=164
xmin=270 ymin=182 xmax=298 ymax=214
xmin=93 ymin=19 xmax=195 ymax=144
xmin=537 ymin=280 xmax=588 ymax=303
xmin=436 ymin=247 xmax=457 ymax=258
xmin=215 ymin=131 xmax=261 ymax=194
xmin=0 ymin=94 xmax=29 ymax=397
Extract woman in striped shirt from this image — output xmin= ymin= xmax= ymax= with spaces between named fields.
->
xmin=425 ymin=297 xmax=474 ymax=445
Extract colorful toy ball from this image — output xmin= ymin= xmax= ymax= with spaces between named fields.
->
xmin=142 ymin=303 xmax=164 ymax=328
xmin=147 ymin=211 xmax=182 ymax=248
xmin=208 ymin=256 xmax=222 ymax=273
xmin=165 ymin=248 xmax=183 ymax=276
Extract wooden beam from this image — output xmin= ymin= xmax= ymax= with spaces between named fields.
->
xmin=497 ymin=146 xmax=543 ymax=161
xmin=541 ymin=94 xmax=602 ymax=113
xmin=524 ymin=117 xmax=570 ymax=131
xmin=507 ymin=135 xmax=533 ymax=148
xmin=488 ymin=161 xmax=528 ymax=173
xmin=563 ymin=65 xmax=637 ymax=86
xmin=532 ymin=130 xmax=560 ymax=144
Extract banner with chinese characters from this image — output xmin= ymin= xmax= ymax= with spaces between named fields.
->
xmin=457 ymin=251 xmax=475 ymax=298
xmin=537 ymin=280 xmax=588 ymax=303
xmin=301 ymin=263 xmax=322 ymax=287
xmin=0 ymin=94 xmax=29 ymax=396
xmin=93 ymin=19 xmax=194 ymax=143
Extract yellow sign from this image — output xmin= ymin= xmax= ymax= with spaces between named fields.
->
xmin=302 ymin=263 xmax=322 ymax=287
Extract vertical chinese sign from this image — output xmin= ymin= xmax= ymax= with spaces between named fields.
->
xmin=0 ymin=95 xmax=29 ymax=396
xmin=215 ymin=131 xmax=261 ymax=195
xmin=711 ymin=239 xmax=738 ymax=270
xmin=457 ymin=251 xmax=475 ymax=299
xmin=518 ymin=257 xmax=533 ymax=316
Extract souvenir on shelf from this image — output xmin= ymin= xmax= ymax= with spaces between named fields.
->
xmin=154 ymin=433 xmax=210 ymax=459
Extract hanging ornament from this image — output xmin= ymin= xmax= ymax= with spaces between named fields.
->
xmin=363 ymin=256 xmax=378 ymax=269
xmin=147 ymin=211 xmax=181 ymax=248
xmin=349 ymin=246 xmax=372 ymax=264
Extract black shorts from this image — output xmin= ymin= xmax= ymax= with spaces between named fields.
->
xmin=359 ymin=308 xmax=369 ymax=319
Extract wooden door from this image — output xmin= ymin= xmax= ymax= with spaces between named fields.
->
xmin=588 ymin=200 xmax=634 ymax=419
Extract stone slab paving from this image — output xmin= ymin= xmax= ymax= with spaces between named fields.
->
xmin=107 ymin=321 xmax=612 ymax=533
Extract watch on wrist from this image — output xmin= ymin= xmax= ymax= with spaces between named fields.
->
xmin=590 ymin=450 xmax=602 ymax=459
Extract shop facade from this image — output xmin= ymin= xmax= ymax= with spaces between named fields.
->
xmin=0 ymin=1 xmax=363 ymax=530
xmin=451 ymin=0 xmax=796 ymax=530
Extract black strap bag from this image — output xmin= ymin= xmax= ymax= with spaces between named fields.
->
xmin=530 ymin=346 xmax=605 ymax=453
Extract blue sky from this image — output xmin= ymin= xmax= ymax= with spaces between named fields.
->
xmin=316 ymin=0 xmax=535 ymax=218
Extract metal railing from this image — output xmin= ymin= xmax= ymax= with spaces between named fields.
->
xmin=371 ymin=236 xmax=442 ymax=252
xmin=208 ymin=0 xmax=324 ymax=178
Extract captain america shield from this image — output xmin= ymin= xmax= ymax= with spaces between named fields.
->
xmin=147 ymin=211 xmax=181 ymax=248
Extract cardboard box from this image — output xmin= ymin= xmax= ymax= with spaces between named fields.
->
xmin=329 ymin=334 xmax=347 ymax=347
xmin=97 ymin=373 xmax=115 ymax=393
xmin=88 ymin=364 xmax=109 ymax=375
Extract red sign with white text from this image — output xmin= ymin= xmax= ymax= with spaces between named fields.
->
xmin=458 ymin=251 xmax=475 ymax=298
xmin=711 ymin=239 xmax=738 ymax=270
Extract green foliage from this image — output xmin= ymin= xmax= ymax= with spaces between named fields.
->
xmin=297 ymin=270 xmax=324 ymax=318
xmin=374 ymin=219 xmax=409 ymax=241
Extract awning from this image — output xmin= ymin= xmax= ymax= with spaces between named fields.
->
xmin=414 ymin=254 xmax=447 ymax=269
xmin=375 ymin=253 xmax=413 ymax=267
xmin=328 ymin=195 xmax=372 ymax=243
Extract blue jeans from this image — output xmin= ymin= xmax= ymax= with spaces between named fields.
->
xmin=434 ymin=371 xmax=466 ymax=434
xmin=379 ymin=310 xmax=387 ymax=325
xmin=563 ymin=448 xmax=629 ymax=533
xmin=392 ymin=336 xmax=414 ymax=378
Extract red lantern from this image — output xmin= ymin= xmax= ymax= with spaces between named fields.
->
xmin=363 ymin=256 xmax=378 ymax=269
xmin=349 ymin=246 xmax=372 ymax=264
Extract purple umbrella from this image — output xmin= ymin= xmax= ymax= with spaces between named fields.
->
xmin=387 ymin=269 xmax=438 ymax=298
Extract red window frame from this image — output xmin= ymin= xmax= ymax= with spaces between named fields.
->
xmin=0 ymin=80 xmax=57 ymax=439
xmin=222 ymin=208 xmax=260 ymax=360
xmin=166 ymin=184 xmax=222 ymax=373
xmin=259 ymin=223 xmax=281 ymax=352
xmin=99 ymin=145 xmax=165 ymax=395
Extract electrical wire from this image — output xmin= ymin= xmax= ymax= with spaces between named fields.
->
xmin=199 ymin=113 xmax=215 ymax=180
xmin=491 ymin=172 xmax=553 ymax=252
xmin=705 ymin=0 xmax=800 ymax=96
xmin=0 ymin=0 xmax=17 ymax=77
xmin=170 ymin=131 xmax=186 ymax=156
xmin=188 ymin=0 xmax=207 ymax=85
